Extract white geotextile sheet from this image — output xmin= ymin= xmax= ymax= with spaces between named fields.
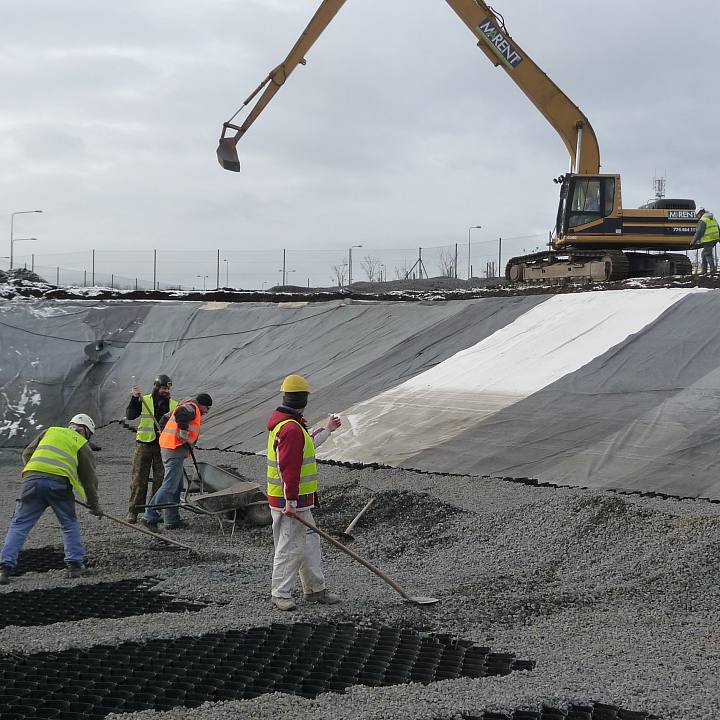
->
xmin=319 ymin=289 xmax=707 ymax=465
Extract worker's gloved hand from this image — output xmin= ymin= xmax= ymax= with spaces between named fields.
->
xmin=131 ymin=386 xmax=142 ymax=398
xmin=283 ymin=500 xmax=298 ymax=517
xmin=326 ymin=414 xmax=342 ymax=432
xmin=89 ymin=505 xmax=104 ymax=517
xmin=178 ymin=429 xmax=191 ymax=443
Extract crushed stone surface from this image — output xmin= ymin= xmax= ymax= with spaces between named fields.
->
xmin=0 ymin=423 xmax=718 ymax=719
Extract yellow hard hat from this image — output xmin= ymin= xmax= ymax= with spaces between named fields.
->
xmin=280 ymin=374 xmax=311 ymax=393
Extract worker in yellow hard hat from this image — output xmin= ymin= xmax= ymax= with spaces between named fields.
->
xmin=266 ymin=374 xmax=342 ymax=611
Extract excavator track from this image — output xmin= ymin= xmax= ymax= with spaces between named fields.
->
xmin=505 ymin=249 xmax=630 ymax=284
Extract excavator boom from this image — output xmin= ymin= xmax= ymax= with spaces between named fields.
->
xmin=217 ymin=0 xmax=347 ymax=171
xmin=217 ymin=0 xmax=599 ymax=175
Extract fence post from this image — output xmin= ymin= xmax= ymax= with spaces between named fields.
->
xmin=83 ymin=270 xmax=87 ymax=287
xmin=111 ymin=273 xmax=114 ymax=289
xmin=216 ymin=249 xmax=220 ymax=290
xmin=91 ymin=249 xmax=95 ymax=286
xmin=153 ymin=249 xmax=157 ymax=290
xmin=31 ymin=254 xmax=35 ymax=272
xmin=56 ymin=266 xmax=59 ymax=286
xmin=498 ymin=237 xmax=502 ymax=278
xmin=454 ymin=243 xmax=458 ymax=279
xmin=135 ymin=278 xmax=138 ymax=291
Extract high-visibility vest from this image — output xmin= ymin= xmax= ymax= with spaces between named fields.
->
xmin=700 ymin=214 xmax=720 ymax=244
xmin=266 ymin=419 xmax=318 ymax=500
xmin=159 ymin=400 xmax=202 ymax=449
xmin=23 ymin=427 xmax=89 ymax=502
xmin=136 ymin=395 xmax=178 ymax=443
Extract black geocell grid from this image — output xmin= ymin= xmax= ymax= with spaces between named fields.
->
xmin=0 ymin=578 xmax=207 ymax=629
xmin=14 ymin=547 xmax=68 ymax=575
xmin=460 ymin=703 xmax=658 ymax=719
xmin=0 ymin=623 xmax=533 ymax=719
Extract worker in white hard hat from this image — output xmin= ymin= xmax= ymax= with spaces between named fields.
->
xmin=691 ymin=207 xmax=720 ymax=274
xmin=0 ymin=413 xmax=103 ymax=585
xmin=266 ymin=374 xmax=343 ymax=611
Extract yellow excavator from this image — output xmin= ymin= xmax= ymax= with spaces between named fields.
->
xmin=217 ymin=0 xmax=697 ymax=283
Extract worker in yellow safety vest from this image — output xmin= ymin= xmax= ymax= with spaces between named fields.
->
xmin=125 ymin=374 xmax=177 ymax=523
xmin=0 ymin=414 xmax=102 ymax=585
xmin=266 ymin=374 xmax=342 ymax=611
xmin=141 ymin=393 xmax=213 ymax=532
xmin=691 ymin=207 xmax=720 ymax=274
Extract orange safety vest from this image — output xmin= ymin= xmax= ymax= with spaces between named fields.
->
xmin=159 ymin=400 xmax=202 ymax=449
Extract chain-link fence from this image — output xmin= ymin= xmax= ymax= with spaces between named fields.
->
xmin=4 ymin=233 xmax=550 ymax=290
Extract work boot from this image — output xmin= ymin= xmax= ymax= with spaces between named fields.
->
xmin=272 ymin=596 xmax=297 ymax=612
xmin=162 ymin=519 xmax=188 ymax=530
xmin=303 ymin=589 xmax=341 ymax=605
xmin=140 ymin=518 xmax=160 ymax=533
xmin=0 ymin=564 xmax=11 ymax=585
xmin=125 ymin=512 xmax=138 ymax=524
xmin=66 ymin=562 xmax=86 ymax=579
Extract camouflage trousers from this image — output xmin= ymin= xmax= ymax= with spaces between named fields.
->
xmin=128 ymin=442 xmax=165 ymax=515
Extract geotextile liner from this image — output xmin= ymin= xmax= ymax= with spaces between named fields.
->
xmin=0 ymin=578 xmax=207 ymax=629
xmin=0 ymin=623 xmax=534 ymax=718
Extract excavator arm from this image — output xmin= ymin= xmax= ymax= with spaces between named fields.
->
xmin=217 ymin=0 xmax=600 ymax=175
xmin=216 ymin=0 xmax=347 ymax=171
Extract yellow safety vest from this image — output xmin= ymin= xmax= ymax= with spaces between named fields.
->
xmin=23 ymin=427 xmax=89 ymax=502
xmin=266 ymin=419 xmax=318 ymax=499
xmin=700 ymin=214 xmax=720 ymax=244
xmin=137 ymin=395 xmax=178 ymax=443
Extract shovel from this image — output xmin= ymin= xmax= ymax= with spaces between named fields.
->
xmin=75 ymin=500 xmax=200 ymax=555
xmin=342 ymin=497 xmax=376 ymax=541
xmin=291 ymin=512 xmax=439 ymax=606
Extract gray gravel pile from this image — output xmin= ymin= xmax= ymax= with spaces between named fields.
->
xmin=1 ymin=424 xmax=718 ymax=719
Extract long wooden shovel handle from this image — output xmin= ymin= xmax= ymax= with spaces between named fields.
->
xmin=291 ymin=511 xmax=412 ymax=601
xmin=75 ymin=500 xmax=200 ymax=554
xmin=344 ymin=497 xmax=376 ymax=536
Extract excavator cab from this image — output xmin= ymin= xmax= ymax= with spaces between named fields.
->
xmin=555 ymin=174 xmax=618 ymax=241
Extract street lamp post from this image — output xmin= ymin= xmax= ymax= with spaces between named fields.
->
xmin=196 ymin=274 xmax=208 ymax=291
xmin=223 ymin=259 xmax=229 ymax=287
xmin=467 ymin=225 xmax=482 ymax=280
xmin=10 ymin=210 xmax=42 ymax=270
xmin=348 ymin=244 xmax=362 ymax=287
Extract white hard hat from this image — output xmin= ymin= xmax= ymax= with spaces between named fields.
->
xmin=69 ymin=413 xmax=96 ymax=435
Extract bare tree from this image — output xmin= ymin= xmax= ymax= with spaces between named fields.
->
xmin=438 ymin=249 xmax=456 ymax=278
xmin=394 ymin=264 xmax=411 ymax=280
xmin=331 ymin=262 xmax=347 ymax=287
xmin=360 ymin=255 xmax=382 ymax=282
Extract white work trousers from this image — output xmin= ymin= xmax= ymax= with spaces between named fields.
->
xmin=271 ymin=507 xmax=325 ymax=599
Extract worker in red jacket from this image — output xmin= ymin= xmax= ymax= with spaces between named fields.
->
xmin=266 ymin=374 xmax=342 ymax=611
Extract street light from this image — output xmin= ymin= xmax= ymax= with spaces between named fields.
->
xmin=10 ymin=210 xmax=42 ymax=270
xmin=223 ymin=258 xmax=229 ymax=287
xmin=468 ymin=225 xmax=482 ymax=280
xmin=348 ymin=244 xmax=362 ymax=287
xmin=196 ymin=274 xmax=209 ymax=291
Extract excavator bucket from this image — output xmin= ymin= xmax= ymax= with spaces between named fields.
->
xmin=216 ymin=125 xmax=241 ymax=172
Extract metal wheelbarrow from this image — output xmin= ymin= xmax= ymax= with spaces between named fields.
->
xmin=190 ymin=462 xmax=271 ymax=535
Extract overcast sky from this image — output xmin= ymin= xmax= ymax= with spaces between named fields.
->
xmin=1 ymin=1 xmax=718 ymax=289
